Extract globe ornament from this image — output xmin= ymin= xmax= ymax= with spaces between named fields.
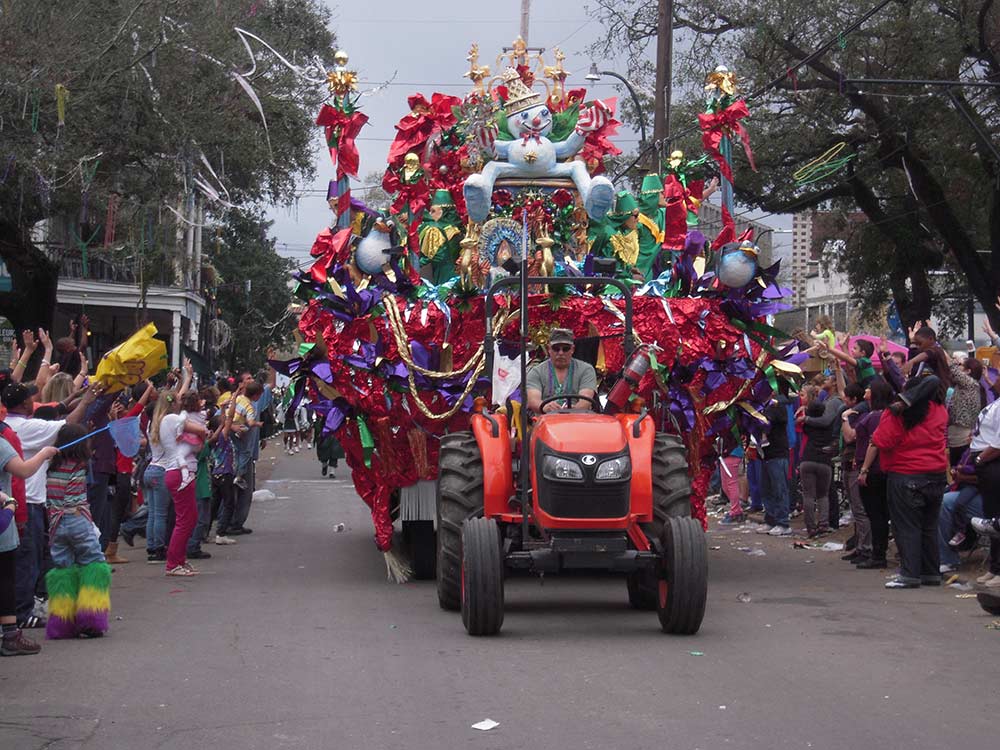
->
xmin=355 ymin=220 xmax=403 ymax=276
xmin=716 ymin=240 xmax=759 ymax=288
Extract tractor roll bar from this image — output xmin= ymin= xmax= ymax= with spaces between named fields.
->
xmin=483 ymin=276 xmax=635 ymax=380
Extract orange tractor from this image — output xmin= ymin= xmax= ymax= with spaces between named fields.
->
xmin=435 ymin=274 xmax=708 ymax=636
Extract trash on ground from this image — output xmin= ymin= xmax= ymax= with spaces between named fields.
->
xmin=820 ymin=542 xmax=845 ymax=551
xmin=948 ymin=582 xmax=973 ymax=591
xmin=718 ymin=705 xmax=727 ymax=710
xmin=736 ymin=546 xmax=751 ymax=552
xmin=710 ymin=546 xmax=721 ymax=550
xmin=944 ymin=574 xmax=960 ymax=586
xmin=471 ymin=719 xmax=499 ymax=731
xmin=747 ymin=549 xmax=766 ymax=557
xmin=252 ymin=489 xmax=277 ymax=502
xmin=804 ymin=559 xmax=815 ymax=564
xmin=389 ymin=624 xmax=398 ymax=630
xmin=955 ymin=593 xmax=978 ymax=599
xmin=334 ymin=523 xmax=346 ymax=532
xmin=737 ymin=592 xmax=752 ymax=603
xmin=793 ymin=541 xmax=810 ymax=549
xmin=689 ymin=651 xmax=704 ymax=656
xmin=986 ymin=620 xmax=1000 ymax=630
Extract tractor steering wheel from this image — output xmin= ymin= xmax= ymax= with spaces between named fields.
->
xmin=538 ymin=393 xmax=600 ymax=414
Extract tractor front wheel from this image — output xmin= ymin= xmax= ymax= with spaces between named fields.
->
xmin=437 ymin=432 xmax=484 ymax=610
xmin=656 ymin=516 xmax=708 ymax=634
xmin=461 ymin=517 xmax=504 ymax=636
xmin=628 ymin=434 xmax=692 ymax=610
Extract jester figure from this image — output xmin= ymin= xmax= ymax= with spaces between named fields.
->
xmin=464 ymin=68 xmax=615 ymax=223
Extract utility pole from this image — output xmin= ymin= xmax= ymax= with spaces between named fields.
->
xmin=520 ymin=0 xmax=530 ymax=44
xmin=652 ymin=0 xmax=673 ymax=167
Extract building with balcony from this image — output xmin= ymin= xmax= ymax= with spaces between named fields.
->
xmin=32 ymin=202 xmax=207 ymax=369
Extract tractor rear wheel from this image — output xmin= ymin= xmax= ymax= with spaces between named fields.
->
xmin=461 ymin=517 xmax=505 ymax=636
xmin=627 ymin=434 xmax=691 ymax=610
xmin=402 ymin=520 xmax=436 ymax=580
xmin=437 ymin=432 xmax=484 ymax=611
xmin=657 ymin=516 xmax=708 ymax=634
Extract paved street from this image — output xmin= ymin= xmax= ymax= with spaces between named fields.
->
xmin=1 ymin=444 xmax=995 ymax=750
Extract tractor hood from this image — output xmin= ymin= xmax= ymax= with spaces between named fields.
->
xmin=532 ymin=413 xmax=628 ymax=455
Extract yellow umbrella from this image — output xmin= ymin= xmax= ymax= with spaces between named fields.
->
xmin=94 ymin=323 xmax=169 ymax=393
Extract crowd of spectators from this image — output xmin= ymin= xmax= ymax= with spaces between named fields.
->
xmin=0 ymin=321 xmax=275 ymax=656
xmin=716 ymin=318 xmax=1000 ymax=591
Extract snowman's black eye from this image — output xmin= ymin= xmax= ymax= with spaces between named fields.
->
xmin=541 ymin=109 xmax=549 ymax=117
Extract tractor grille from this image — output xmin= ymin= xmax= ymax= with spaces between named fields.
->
xmin=538 ymin=477 xmax=630 ymax=519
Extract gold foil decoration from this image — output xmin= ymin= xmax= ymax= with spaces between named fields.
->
xmin=609 ymin=230 xmax=640 ymax=266
xmin=327 ymin=50 xmax=358 ymax=97
xmin=705 ymin=66 xmax=737 ymax=98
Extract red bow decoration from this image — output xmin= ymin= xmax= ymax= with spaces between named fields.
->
xmin=697 ymin=99 xmax=756 ymax=183
xmin=316 ymin=105 xmax=369 ymax=179
xmin=309 ymin=227 xmax=353 ymax=284
xmin=386 ymin=93 xmax=462 ymax=167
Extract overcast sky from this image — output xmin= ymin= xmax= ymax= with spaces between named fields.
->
xmin=265 ymin=1 xmax=789 ymax=272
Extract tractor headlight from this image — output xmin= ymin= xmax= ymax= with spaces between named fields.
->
xmin=595 ymin=456 xmax=631 ymax=481
xmin=543 ymin=456 xmax=583 ymax=481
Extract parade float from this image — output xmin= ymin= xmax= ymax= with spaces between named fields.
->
xmin=274 ymin=41 xmax=798 ymax=582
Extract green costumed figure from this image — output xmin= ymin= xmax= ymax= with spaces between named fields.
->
xmin=418 ymin=189 xmax=463 ymax=284
xmin=636 ymin=174 xmax=666 ymax=281
xmin=598 ymin=191 xmax=641 ymax=278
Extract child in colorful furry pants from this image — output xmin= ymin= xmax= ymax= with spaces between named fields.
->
xmin=45 ymin=424 xmax=111 ymax=639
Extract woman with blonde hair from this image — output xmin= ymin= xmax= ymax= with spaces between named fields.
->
xmin=40 ymin=372 xmax=75 ymax=407
xmin=148 ymin=390 xmax=207 ymax=576
xmin=142 ymin=391 xmax=175 ymax=564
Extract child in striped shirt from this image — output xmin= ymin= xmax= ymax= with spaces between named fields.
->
xmin=44 ymin=423 xmax=111 ymax=639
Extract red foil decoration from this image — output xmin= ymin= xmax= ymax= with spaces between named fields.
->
xmin=697 ymin=99 xmax=756 ymax=183
xmin=315 ymin=106 xmax=369 ymax=179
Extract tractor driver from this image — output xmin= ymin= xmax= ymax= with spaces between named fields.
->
xmin=526 ymin=328 xmax=598 ymax=413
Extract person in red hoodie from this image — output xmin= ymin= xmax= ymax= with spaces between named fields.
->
xmin=872 ymin=374 xmax=949 ymax=589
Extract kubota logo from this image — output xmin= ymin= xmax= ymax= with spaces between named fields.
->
xmin=581 ymin=455 xmax=597 ymax=465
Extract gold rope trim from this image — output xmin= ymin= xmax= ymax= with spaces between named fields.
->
xmin=382 ymin=294 xmax=515 ymax=420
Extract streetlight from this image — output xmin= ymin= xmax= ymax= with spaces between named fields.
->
xmin=585 ymin=63 xmax=647 ymax=148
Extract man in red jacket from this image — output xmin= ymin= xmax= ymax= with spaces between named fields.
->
xmin=872 ymin=375 xmax=949 ymax=589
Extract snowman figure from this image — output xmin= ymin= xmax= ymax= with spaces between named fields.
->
xmin=464 ymin=68 xmax=616 ymax=223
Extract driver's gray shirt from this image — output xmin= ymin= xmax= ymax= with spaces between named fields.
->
xmin=525 ymin=358 xmax=598 ymax=401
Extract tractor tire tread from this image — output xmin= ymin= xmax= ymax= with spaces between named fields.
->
xmin=461 ymin=517 xmax=504 ymax=635
xmin=657 ymin=516 xmax=708 ymax=634
xmin=628 ymin=434 xmax=691 ymax=610
xmin=437 ymin=432 xmax=484 ymax=611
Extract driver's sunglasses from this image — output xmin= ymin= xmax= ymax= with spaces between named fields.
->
xmin=550 ymin=344 xmax=572 ymax=353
